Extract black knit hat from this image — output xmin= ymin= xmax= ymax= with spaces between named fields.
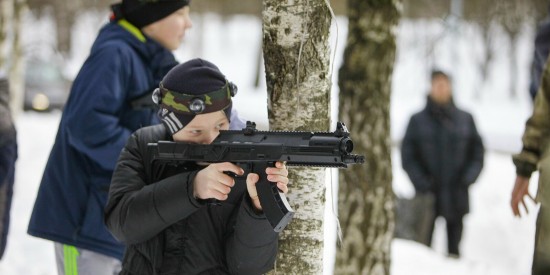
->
xmin=154 ymin=58 xmax=237 ymax=135
xmin=114 ymin=0 xmax=190 ymax=28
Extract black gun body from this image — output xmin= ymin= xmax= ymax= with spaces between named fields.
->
xmin=149 ymin=122 xmax=364 ymax=232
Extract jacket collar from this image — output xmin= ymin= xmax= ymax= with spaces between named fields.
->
xmin=426 ymin=95 xmax=456 ymax=118
xmin=117 ymin=19 xmax=147 ymax=42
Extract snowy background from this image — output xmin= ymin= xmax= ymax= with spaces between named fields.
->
xmin=0 ymin=12 xmax=542 ymax=275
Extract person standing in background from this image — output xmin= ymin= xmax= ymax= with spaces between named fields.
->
xmin=0 ymin=76 xmax=17 ymax=261
xmin=26 ymin=1 xmax=198 ymax=274
xmin=401 ymin=70 xmax=484 ymax=258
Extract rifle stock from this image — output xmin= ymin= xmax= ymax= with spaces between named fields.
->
xmin=148 ymin=121 xmax=365 ymax=232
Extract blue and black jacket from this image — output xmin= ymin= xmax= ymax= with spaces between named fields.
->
xmin=27 ymin=20 xmax=179 ymax=260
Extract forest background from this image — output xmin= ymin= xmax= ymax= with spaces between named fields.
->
xmin=0 ymin=0 xmax=548 ymax=274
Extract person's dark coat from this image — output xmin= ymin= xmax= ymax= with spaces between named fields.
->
xmin=401 ymin=97 xmax=484 ymax=222
xmin=0 ymin=77 xmax=17 ymax=260
xmin=104 ymin=124 xmax=278 ymax=275
xmin=27 ymin=21 xmax=178 ymax=260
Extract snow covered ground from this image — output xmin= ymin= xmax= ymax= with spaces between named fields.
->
xmin=0 ymin=111 xmax=538 ymax=275
xmin=0 ymin=13 xmax=542 ymax=275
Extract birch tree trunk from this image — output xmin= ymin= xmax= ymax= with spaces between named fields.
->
xmin=0 ymin=0 xmax=26 ymax=114
xmin=262 ymin=0 xmax=332 ymax=273
xmin=53 ymin=0 xmax=79 ymax=58
xmin=0 ymin=0 xmax=13 ymax=71
xmin=335 ymin=1 xmax=400 ymax=274
xmin=9 ymin=0 xmax=26 ymax=115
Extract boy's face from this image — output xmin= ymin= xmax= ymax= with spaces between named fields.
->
xmin=172 ymin=111 xmax=229 ymax=144
xmin=142 ymin=6 xmax=193 ymax=50
xmin=430 ymin=75 xmax=452 ymax=105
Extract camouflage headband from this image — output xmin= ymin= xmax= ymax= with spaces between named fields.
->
xmin=156 ymin=81 xmax=235 ymax=115
xmin=154 ymin=80 xmax=237 ymax=134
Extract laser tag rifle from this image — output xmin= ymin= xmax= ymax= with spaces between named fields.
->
xmin=147 ymin=121 xmax=365 ymax=232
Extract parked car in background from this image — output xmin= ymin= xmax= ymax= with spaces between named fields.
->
xmin=24 ymin=59 xmax=71 ymax=112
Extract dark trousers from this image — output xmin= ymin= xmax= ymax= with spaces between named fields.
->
xmin=425 ymin=216 xmax=464 ymax=256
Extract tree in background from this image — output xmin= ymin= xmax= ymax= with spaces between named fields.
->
xmin=0 ymin=0 xmax=27 ymax=114
xmin=20 ymin=0 xmax=548 ymax=105
xmin=494 ymin=0 xmax=529 ymax=98
xmin=335 ymin=0 xmax=400 ymax=274
xmin=262 ymin=0 xmax=332 ymax=273
xmin=0 ymin=0 xmax=13 ymax=71
xmin=463 ymin=0 xmax=499 ymax=99
xmin=26 ymin=0 xmax=110 ymax=58
xmin=463 ymin=0 xmax=546 ymax=99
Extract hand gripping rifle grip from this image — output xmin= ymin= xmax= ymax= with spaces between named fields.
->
xmin=254 ymin=162 xmax=295 ymax=232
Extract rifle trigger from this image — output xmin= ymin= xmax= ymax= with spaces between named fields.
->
xmin=223 ymin=171 xmax=238 ymax=178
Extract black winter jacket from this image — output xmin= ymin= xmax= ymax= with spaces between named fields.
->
xmin=105 ymin=124 xmax=279 ymax=275
xmin=401 ymin=97 xmax=484 ymax=222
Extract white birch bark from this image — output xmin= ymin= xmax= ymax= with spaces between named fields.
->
xmin=262 ymin=0 xmax=332 ymax=273
xmin=0 ymin=0 xmax=14 ymax=72
xmin=0 ymin=0 xmax=26 ymax=115
xmin=9 ymin=0 xmax=26 ymax=115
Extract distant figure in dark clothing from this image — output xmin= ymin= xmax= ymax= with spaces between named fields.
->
xmin=0 ymin=76 xmax=17 ymax=260
xmin=401 ymin=70 xmax=485 ymax=257
xmin=530 ymin=16 xmax=550 ymax=101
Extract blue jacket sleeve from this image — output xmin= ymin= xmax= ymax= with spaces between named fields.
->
xmin=64 ymin=46 xmax=136 ymax=172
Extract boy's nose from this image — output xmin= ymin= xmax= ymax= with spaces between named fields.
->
xmin=204 ymin=130 xmax=218 ymax=144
